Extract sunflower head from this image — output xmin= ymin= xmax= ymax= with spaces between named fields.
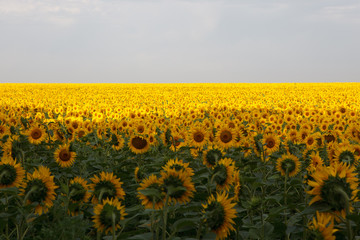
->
xmin=0 ymin=157 xmax=25 ymax=189
xmin=137 ymin=174 xmax=164 ymax=210
xmin=202 ymin=192 xmax=237 ymax=240
xmin=27 ymin=125 xmax=46 ymax=145
xmin=262 ymin=133 xmax=280 ymax=154
xmin=129 ymin=135 xmax=150 ymax=154
xmin=20 ymin=166 xmax=58 ymax=215
xmin=68 ymin=176 xmax=90 ymax=203
xmin=93 ymin=198 xmax=127 ymax=234
xmin=90 ymin=172 xmax=125 ymax=204
xmin=307 ymin=162 xmax=359 ymax=212
xmin=276 ymin=154 xmax=301 ymax=177
xmin=333 ymin=145 xmax=358 ymax=166
xmin=211 ymin=158 xmax=235 ymax=191
xmin=54 ymin=143 xmax=76 ymax=168
xmin=216 ymin=126 xmax=235 ymax=150
xmin=203 ymin=147 xmax=223 ymax=168
xmin=159 ymin=169 xmax=195 ymax=205
xmin=308 ymin=211 xmax=337 ymax=240
xmin=162 ymin=158 xmax=194 ymax=177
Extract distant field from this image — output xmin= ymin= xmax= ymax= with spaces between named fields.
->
xmin=0 ymin=83 xmax=359 ymax=239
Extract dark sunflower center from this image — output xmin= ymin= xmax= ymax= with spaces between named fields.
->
xmin=94 ymin=180 xmax=117 ymax=200
xmin=320 ymin=176 xmax=352 ymax=211
xmin=206 ymin=201 xmax=225 ymax=231
xmin=72 ymin=122 xmax=79 ymax=129
xmin=307 ymin=138 xmax=314 ymax=145
xmin=0 ymin=127 xmax=5 ymax=134
xmin=131 ymin=137 xmax=147 ymax=150
xmin=324 ymin=134 xmax=335 ymax=143
xmin=205 ymin=149 xmax=222 ymax=166
xmin=220 ymin=130 xmax=232 ymax=143
xmin=69 ymin=183 xmax=86 ymax=202
xmin=212 ymin=164 xmax=228 ymax=186
xmin=193 ymin=131 xmax=204 ymax=143
xmin=338 ymin=151 xmax=355 ymax=165
xmin=25 ymin=179 xmax=48 ymax=203
xmin=99 ymin=204 xmax=121 ymax=228
xmin=266 ymin=138 xmax=275 ymax=148
xmin=31 ymin=129 xmax=42 ymax=139
xmin=0 ymin=164 xmax=17 ymax=186
xmin=78 ymin=130 xmax=85 ymax=138
xmin=281 ymin=159 xmax=296 ymax=174
xmin=163 ymin=175 xmax=185 ymax=198
xmin=137 ymin=126 xmax=144 ymax=133
xmin=59 ymin=149 xmax=71 ymax=162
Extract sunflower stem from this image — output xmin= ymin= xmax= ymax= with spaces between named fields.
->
xmin=151 ymin=197 xmax=156 ymax=240
xmin=23 ymin=186 xmax=38 ymax=205
xmin=98 ymin=188 xmax=106 ymax=203
xmin=334 ymin=186 xmax=352 ymax=240
xmin=112 ymin=212 xmax=117 ymax=240
xmin=162 ymin=194 xmax=170 ymax=240
xmin=284 ymin=168 xmax=289 ymax=240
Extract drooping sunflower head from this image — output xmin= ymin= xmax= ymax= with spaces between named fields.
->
xmin=128 ymin=135 xmax=150 ymax=154
xmin=203 ymin=146 xmax=223 ymax=168
xmin=20 ymin=166 xmax=58 ymax=215
xmin=333 ymin=145 xmax=359 ymax=166
xmin=202 ymin=192 xmax=237 ymax=240
xmin=90 ymin=172 xmax=125 ymax=204
xmin=54 ymin=143 xmax=76 ymax=168
xmin=276 ymin=154 xmax=301 ymax=177
xmin=0 ymin=156 xmax=25 ymax=189
xmin=68 ymin=176 xmax=90 ymax=203
xmin=162 ymin=158 xmax=194 ymax=177
xmin=159 ymin=169 xmax=195 ymax=205
xmin=306 ymin=152 xmax=324 ymax=172
xmin=93 ymin=198 xmax=127 ymax=234
xmin=137 ymin=174 xmax=164 ymax=210
xmin=308 ymin=211 xmax=337 ymax=240
xmin=307 ymin=162 xmax=359 ymax=212
xmin=211 ymin=158 xmax=235 ymax=191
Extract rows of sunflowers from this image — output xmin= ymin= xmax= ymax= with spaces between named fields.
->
xmin=0 ymin=83 xmax=360 ymax=240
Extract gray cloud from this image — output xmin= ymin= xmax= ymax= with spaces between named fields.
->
xmin=0 ymin=0 xmax=359 ymax=83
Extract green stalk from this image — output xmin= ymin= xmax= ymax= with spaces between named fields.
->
xmin=112 ymin=212 xmax=117 ymax=240
xmin=335 ymin=186 xmax=352 ymax=240
xmin=23 ymin=186 xmax=38 ymax=205
xmin=284 ymin=167 xmax=289 ymax=240
xmin=162 ymin=194 xmax=170 ymax=240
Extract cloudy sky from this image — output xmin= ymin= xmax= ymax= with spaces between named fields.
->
xmin=0 ymin=0 xmax=359 ymax=83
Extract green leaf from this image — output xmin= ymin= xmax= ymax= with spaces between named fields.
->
xmin=171 ymin=218 xmax=198 ymax=233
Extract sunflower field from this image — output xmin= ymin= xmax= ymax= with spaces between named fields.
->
xmin=1 ymin=83 xmax=360 ymax=240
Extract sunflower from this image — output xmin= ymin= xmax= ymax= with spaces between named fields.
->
xmin=307 ymin=162 xmax=359 ymax=215
xmin=162 ymin=158 xmax=194 ymax=177
xmin=137 ymin=174 xmax=164 ymax=210
xmin=276 ymin=153 xmax=301 ymax=177
xmin=159 ymin=169 xmax=195 ymax=205
xmin=93 ymin=198 xmax=127 ymax=234
xmin=54 ymin=143 xmax=76 ymax=168
xmin=0 ymin=123 xmax=9 ymax=138
xmin=0 ymin=157 xmax=25 ymax=189
xmin=128 ymin=135 xmax=150 ymax=154
xmin=89 ymin=172 xmax=125 ymax=204
xmin=215 ymin=125 xmax=236 ymax=150
xmin=111 ymin=134 xmax=125 ymax=151
xmin=306 ymin=152 xmax=324 ymax=172
xmin=20 ymin=166 xmax=58 ymax=215
xmin=212 ymin=158 xmax=235 ymax=191
xmin=308 ymin=211 xmax=337 ymax=240
xmin=333 ymin=145 xmax=359 ymax=166
xmin=68 ymin=176 xmax=91 ymax=204
xmin=27 ymin=125 xmax=46 ymax=145
xmin=262 ymin=133 xmax=280 ymax=154
xmin=202 ymin=191 xmax=237 ymax=240
xmin=189 ymin=126 xmax=208 ymax=149
xmin=203 ymin=146 xmax=224 ymax=168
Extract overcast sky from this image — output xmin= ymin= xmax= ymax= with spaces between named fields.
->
xmin=0 ymin=0 xmax=359 ymax=83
